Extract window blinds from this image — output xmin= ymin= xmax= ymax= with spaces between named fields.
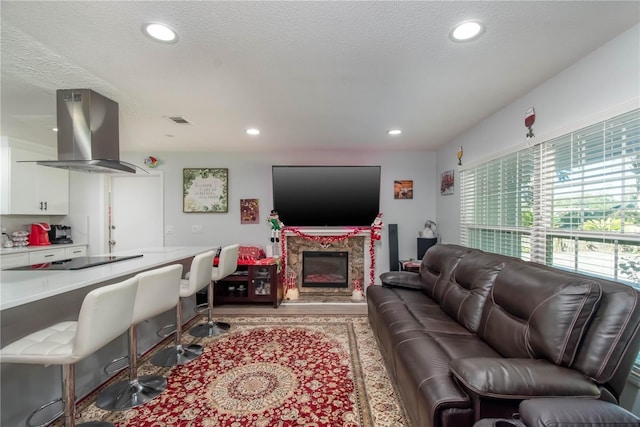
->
xmin=461 ymin=108 xmax=639 ymax=282
xmin=460 ymin=149 xmax=534 ymax=259
xmin=533 ymin=109 xmax=640 ymax=278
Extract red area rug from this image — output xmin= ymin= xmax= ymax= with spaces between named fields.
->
xmin=72 ymin=315 xmax=407 ymax=427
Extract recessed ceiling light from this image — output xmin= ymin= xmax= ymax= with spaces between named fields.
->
xmin=388 ymin=129 xmax=402 ymax=136
xmin=450 ymin=20 xmax=485 ymax=42
xmin=246 ymin=128 xmax=260 ymax=136
xmin=52 ymin=127 xmax=58 ymax=132
xmin=142 ymin=23 xmax=178 ymax=43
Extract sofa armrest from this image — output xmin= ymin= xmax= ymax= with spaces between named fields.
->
xmin=379 ymin=271 xmax=423 ymax=290
xmin=450 ymin=357 xmax=600 ymax=399
xmin=519 ymin=398 xmax=640 ymax=427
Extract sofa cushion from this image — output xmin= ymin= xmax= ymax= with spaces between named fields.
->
xmin=420 ymin=244 xmax=473 ymax=300
xmin=438 ymin=251 xmax=504 ymax=334
xmin=394 ymin=335 xmax=472 ymax=426
xmin=450 ymin=358 xmax=601 ymax=399
xmin=478 ymin=262 xmax=601 ymax=366
xmin=570 ymin=278 xmax=640 ymax=387
xmin=519 ymin=398 xmax=640 ymax=427
xmin=380 ymin=271 xmax=424 ymax=290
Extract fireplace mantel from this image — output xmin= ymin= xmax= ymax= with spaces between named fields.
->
xmin=282 ymin=227 xmax=371 ymax=237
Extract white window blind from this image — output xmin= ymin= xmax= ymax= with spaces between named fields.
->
xmin=460 ymin=150 xmax=534 ymax=259
xmin=534 ymin=109 xmax=640 ymax=279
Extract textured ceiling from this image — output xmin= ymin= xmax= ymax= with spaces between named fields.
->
xmin=1 ymin=1 xmax=639 ymax=153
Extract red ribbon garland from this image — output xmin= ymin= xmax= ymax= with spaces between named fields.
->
xmin=279 ymin=226 xmax=377 ymax=289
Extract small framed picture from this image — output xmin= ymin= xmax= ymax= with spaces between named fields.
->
xmin=240 ymin=199 xmax=259 ymax=224
xmin=441 ymin=170 xmax=454 ymax=195
xmin=183 ymin=168 xmax=228 ymax=213
xmin=394 ymin=180 xmax=413 ymax=199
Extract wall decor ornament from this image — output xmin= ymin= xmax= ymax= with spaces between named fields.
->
xmin=144 ymin=156 xmax=159 ymax=168
xmin=441 ymin=169 xmax=454 ymax=195
xmin=240 ymin=199 xmax=259 ymax=224
xmin=183 ymin=168 xmax=228 ymax=213
xmin=525 ymin=107 xmax=536 ymax=139
xmin=394 ymin=180 xmax=413 ymax=199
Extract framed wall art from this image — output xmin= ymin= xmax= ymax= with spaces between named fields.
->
xmin=441 ymin=170 xmax=454 ymax=195
xmin=394 ymin=180 xmax=413 ymax=199
xmin=183 ymin=168 xmax=228 ymax=213
xmin=240 ymin=198 xmax=259 ymax=224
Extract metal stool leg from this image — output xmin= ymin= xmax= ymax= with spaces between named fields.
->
xmin=189 ymin=281 xmax=230 ymax=337
xmin=150 ymin=298 xmax=203 ymax=367
xmin=24 ymin=364 xmax=113 ymax=427
xmin=96 ymin=325 xmax=167 ymax=411
xmin=67 ymin=364 xmax=114 ymax=426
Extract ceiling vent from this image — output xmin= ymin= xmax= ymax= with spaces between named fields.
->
xmin=166 ymin=116 xmax=191 ymax=125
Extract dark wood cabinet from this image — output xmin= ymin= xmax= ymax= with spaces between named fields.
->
xmin=214 ymin=263 xmax=283 ymax=308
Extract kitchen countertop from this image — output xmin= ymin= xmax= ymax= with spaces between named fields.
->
xmin=0 ymin=246 xmax=217 ymax=311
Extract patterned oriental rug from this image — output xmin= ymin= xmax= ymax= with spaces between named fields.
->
xmin=69 ymin=315 xmax=408 ymax=427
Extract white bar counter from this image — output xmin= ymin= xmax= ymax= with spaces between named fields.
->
xmin=1 ymin=246 xmax=215 ymax=310
xmin=0 ymin=246 xmax=217 ymax=427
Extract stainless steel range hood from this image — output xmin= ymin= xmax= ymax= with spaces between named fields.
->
xmin=37 ymin=89 xmax=139 ymax=174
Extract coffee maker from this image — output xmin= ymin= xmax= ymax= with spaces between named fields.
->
xmin=29 ymin=223 xmax=51 ymax=246
xmin=49 ymin=225 xmax=73 ymax=244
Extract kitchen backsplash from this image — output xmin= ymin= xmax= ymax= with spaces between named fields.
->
xmin=0 ymin=215 xmax=58 ymax=235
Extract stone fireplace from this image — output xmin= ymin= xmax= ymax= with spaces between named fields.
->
xmin=284 ymin=228 xmax=370 ymax=296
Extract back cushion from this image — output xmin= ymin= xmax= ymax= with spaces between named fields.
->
xmin=571 ymin=279 xmax=640 ymax=385
xmin=478 ymin=262 xmax=601 ymax=366
xmin=439 ymin=252 xmax=504 ymax=333
xmin=419 ymin=244 xmax=472 ymax=300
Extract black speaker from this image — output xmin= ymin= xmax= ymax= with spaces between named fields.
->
xmin=417 ymin=237 xmax=438 ymax=260
xmin=389 ymin=224 xmax=399 ymax=271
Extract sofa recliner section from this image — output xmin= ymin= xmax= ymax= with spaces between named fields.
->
xmin=367 ymin=244 xmax=640 ymax=427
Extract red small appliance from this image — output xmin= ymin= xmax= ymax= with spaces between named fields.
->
xmin=29 ymin=223 xmax=51 ymax=246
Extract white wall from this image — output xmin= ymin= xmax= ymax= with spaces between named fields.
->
xmin=435 ymin=24 xmax=640 ymax=413
xmin=120 ymin=149 xmax=437 ymax=281
xmin=435 ymin=24 xmax=640 ymax=245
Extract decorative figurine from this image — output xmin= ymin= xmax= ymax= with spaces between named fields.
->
xmin=267 ymin=209 xmax=284 ymax=242
xmin=284 ymin=267 xmax=299 ymax=300
xmin=371 ymin=213 xmax=383 ymax=241
xmin=420 ymin=220 xmax=437 ymax=238
xmin=351 ymin=279 xmax=365 ymax=302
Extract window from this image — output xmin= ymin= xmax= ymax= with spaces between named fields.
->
xmin=460 ymin=108 xmax=640 ymax=378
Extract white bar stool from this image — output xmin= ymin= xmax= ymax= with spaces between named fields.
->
xmin=96 ymin=264 xmax=183 ymax=411
xmin=150 ymin=250 xmax=215 ymax=366
xmin=190 ymin=244 xmax=239 ymax=337
xmin=0 ymin=277 xmax=138 ymax=427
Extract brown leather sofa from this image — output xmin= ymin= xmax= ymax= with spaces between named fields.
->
xmin=367 ymin=244 xmax=640 ymax=427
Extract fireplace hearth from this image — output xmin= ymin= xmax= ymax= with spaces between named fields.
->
xmin=302 ymin=251 xmax=348 ymax=288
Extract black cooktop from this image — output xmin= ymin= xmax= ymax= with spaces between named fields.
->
xmin=10 ymin=254 xmax=143 ymax=271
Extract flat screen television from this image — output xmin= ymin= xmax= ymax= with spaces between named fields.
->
xmin=272 ymin=165 xmax=381 ymax=227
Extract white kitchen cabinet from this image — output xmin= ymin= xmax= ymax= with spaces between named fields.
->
xmin=0 ymin=244 xmax=87 ymax=269
xmin=65 ymin=246 xmax=86 ymax=258
xmin=29 ymin=248 xmax=66 ymax=264
xmin=0 ymin=138 xmax=69 ymax=215
xmin=0 ymin=252 xmax=30 ymax=269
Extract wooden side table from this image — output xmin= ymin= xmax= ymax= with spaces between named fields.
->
xmin=213 ymin=258 xmax=283 ymax=308
xmin=398 ymin=259 xmax=421 ymax=272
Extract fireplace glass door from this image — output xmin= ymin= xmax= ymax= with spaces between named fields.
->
xmin=302 ymin=251 xmax=348 ymax=288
